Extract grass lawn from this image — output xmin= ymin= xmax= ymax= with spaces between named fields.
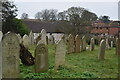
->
xmin=20 ymin=44 xmax=118 ymax=78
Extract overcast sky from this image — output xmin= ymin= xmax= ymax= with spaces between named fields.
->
xmin=10 ymin=0 xmax=119 ymax=20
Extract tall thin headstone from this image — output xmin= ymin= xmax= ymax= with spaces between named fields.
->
xmin=66 ymin=34 xmax=74 ymax=54
xmin=82 ymin=36 xmax=86 ymax=51
xmin=0 ymin=31 xmax=3 ymax=42
xmin=23 ymin=34 xmax=30 ymax=49
xmin=29 ymin=31 xmax=34 ymax=45
xmin=2 ymin=32 xmax=20 ymax=78
xmin=98 ymin=39 xmax=106 ymax=60
xmin=55 ymin=37 xmax=66 ymax=70
xmin=35 ymin=43 xmax=48 ymax=73
xmin=75 ymin=35 xmax=80 ymax=53
xmin=41 ymin=29 xmax=47 ymax=45
xmin=90 ymin=37 xmax=95 ymax=51
xmin=106 ymin=38 xmax=110 ymax=50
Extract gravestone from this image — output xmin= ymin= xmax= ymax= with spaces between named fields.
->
xmin=17 ymin=34 xmax=22 ymax=44
xmin=116 ymin=38 xmax=120 ymax=56
xmin=82 ymin=36 xmax=86 ymax=51
xmin=41 ymin=29 xmax=47 ymax=45
xmin=35 ymin=43 xmax=48 ymax=73
xmin=48 ymin=35 xmax=54 ymax=45
xmin=111 ymin=41 xmax=113 ymax=48
xmin=37 ymin=40 xmax=44 ymax=46
xmin=35 ymin=34 xmax=41 ymax=44
xmin=98 ymin=39 xmax=106 ymax=60
xmin=66 ymin=34 xmax=74 ymax=54
xmin=2 ymin=32 xmax=20 ymax=78
xmin=90 ymin=38 xmax=95 ymax=51
xmin=0 ymin=31 xmax=3 ymax=42
xmin=55 ymin=38 xmax=66 ymax=70
xmin=106 ymin=38 xmax=110 ymax=50
xmin=29 ymin=31 xmax=34 ymax=45
xmin=75 ymin=35 xmax=80 ymax=53
xmin=23 ymin=34 xmax=30 ymax=49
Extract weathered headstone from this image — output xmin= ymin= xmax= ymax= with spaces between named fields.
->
xmin=66 ymin=34 xmax=74 ymax=54
xmin=35 ymin=43 xmax=48 ymax=73
xmin=106 ymin=38 xmax=110 ymax=50
xmin=17 ymin=34 xmax=22 ymax=44
xmin=29 ymin=31 xmax=34 ymax=45
xmin=37 ymin=40 xmax=44 ymax=46
xmin=82 ymin=36 xmax=86 ymax=51
xmin=98 ymin=39 xmax=106 ymax=60
xmin=0 ymin=31 xmax=3 ymax=42
xmin=41 ymin=29 xmax=47 ymax=45
xmin=2 ymin=32 xmax=20 ymax=78
xmin=75 ymin=35 xmax=80 ymax=53
xmin=55 ymin=38 xmax=66 ymax=70
xmin=23 ymin=34 xmax=30 ymax=49
xmin=116 ymin=38 xmax=120 ymax=56
xmin=48 ymin=35 xmax=54 ymax=45
xmin=90 ymin=37 xmax=95 ymax=51
xmin=111 ymin=41 xmax=113 ymax=48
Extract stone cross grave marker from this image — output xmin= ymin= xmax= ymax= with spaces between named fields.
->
xmin=55 ymin=38 xmax=66 ymax=70
xmin=35 ymin=43 xmax=48 ymax=73
xmin=98 ymin=39 xmax=106 ymax=60
xmin=2 ymin=32 xmax=20 ymax=78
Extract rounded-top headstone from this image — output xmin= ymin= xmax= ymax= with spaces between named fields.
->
xmin=2 ymin=32 xmax=20 ymax=78
xmin=29 ymin=30 xmax=34 ymax=45
xmin=23 ymin=34 xmax=30 ymax=49
xmin=75 ymin=35 xmax=80 ymax=53
xmin=41 ymin=29 xmax=47 ymax=45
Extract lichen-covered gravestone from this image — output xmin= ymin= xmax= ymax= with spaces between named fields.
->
xmin=116 ymin=38 xmax=120 ymax=56
xmin=41 ymin=29 xmax=47 ymax=45
xmin=106 ymin=38 xmax=110 ymax=50
xmin=82 ymin=36 xmax=86 ymax=51
xmin=98 ymin=39 xmax=106 ymax=60
xmin=35 ymin=43 xmax=48 ymax=73
xmin=23 ymin=34 xmax=30 ymax=49
xmin=66 ymin=34 xmax=75 ymax=54
xmin=29 ymin=31 xmax=34 ymax=45
xmin=90 ymin=37 xmax=95 ymax=51
xmin=75 ymin=35 xmax=80 ymax=53
xmin=0 ymin=31 xmax=3 ymax=42
xmin=2 ymin=32 xmax=20 ymax=78
xmin=55 ymin=38 xmax=66 ymax=70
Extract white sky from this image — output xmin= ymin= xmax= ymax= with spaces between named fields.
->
xmin=9 ymin=0 xmax=119 ymax=20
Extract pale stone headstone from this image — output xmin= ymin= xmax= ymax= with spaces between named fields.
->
xmin=29 ymin=31 xmax=34 ymax=45
xmin=23 ymin=34 xmax=30 ymax=49
xmin=106 ymin=38 xmax=110 ymax=50
xmin=55 ymin=38 xmax=66 ymax=70
xmin=75 ymin=35 xmax=80 ymax=53
xmin=41 ymin=29 xmax=47 ymax=45
xmin=110 ymin=41 xmax=113 ymax=48
xmin=48 ymin=35 xmax=54 ymax=45
xmin=17 ymin=34 xmax=22 ymax=44
xmin=98 ymin=39 xmax=106 ymax=60
xmin=2 ymin=32 xmax=20 ymax=78
xmin=116 ymin=38 xmax=120 ymax=56
xmin=90 ymin=38 xmax=95 ymax=51
xmin=82 ymin=36 xmax=86 ymax=51
xmin=35 ymin=43 xmax=48 ymax=73
xmin=66 ymin=34 xmax=74 ymax=54
xmin=0 ymin=31 xmax=3 ymax=42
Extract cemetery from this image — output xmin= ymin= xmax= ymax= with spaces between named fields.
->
xmin=1 ymin=0 xmax=119 ymax=79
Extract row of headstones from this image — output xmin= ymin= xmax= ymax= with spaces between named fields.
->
xmin=0 ymin=32 xmax=65 ymax=78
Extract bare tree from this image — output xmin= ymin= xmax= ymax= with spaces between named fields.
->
xmin=41 ymin=9 xmax=50 ymax=21
xmin=21 ymin=13 xmax=29 ymax=19
xmin=49 ymin=9 xmax=58 ymax=21
xmin=35 ymin=12 xmax=42 ymax=20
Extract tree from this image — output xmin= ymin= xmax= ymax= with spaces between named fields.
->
xmin=49 ymin=9 xmax=58 ymax=21
xmin=57 ymin=12 xmax=66 ymax=20
xmin=2 ymin=1 xmax=29 ymax=35
xmin=41 ymin=9 xmax=51 ymax=21
xmin=99 ymin=15 xmax=110 ymax=23
xmin=21 ymin=13 xmax=29 ymax=19
xmin=35 ymin=12 xmax=42 ymax=20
